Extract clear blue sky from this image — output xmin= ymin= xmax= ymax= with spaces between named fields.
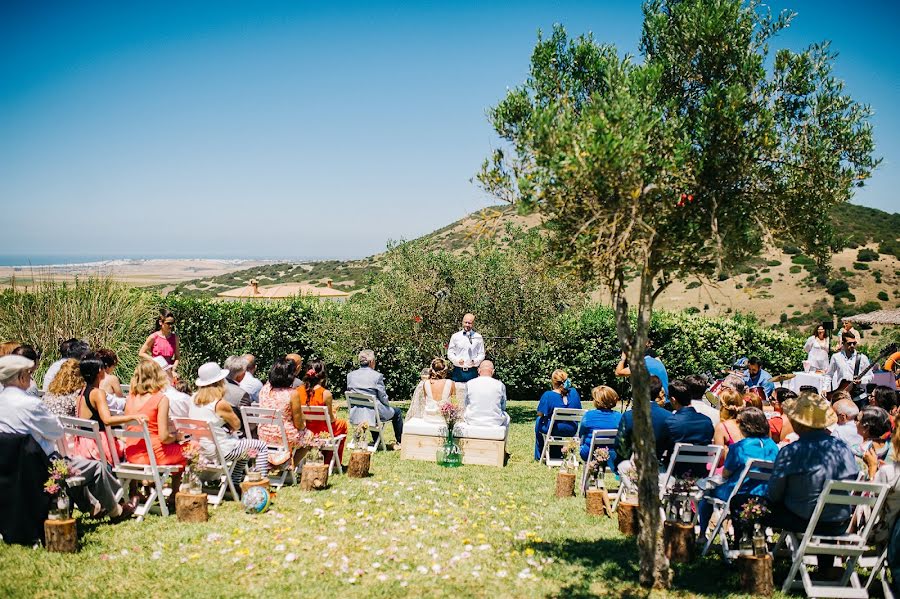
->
xmin=1 ymin=1 xmax=897 ymax=261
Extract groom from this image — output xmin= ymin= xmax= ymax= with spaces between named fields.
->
xmin=447 ymin=313 xmax=485 ymax=383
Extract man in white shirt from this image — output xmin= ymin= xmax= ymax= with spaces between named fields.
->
xmin=827 ymin=331 xmax=872 ymax=407
xmin=153 ymin=356 xmax=191 ymax=423
xmin=684 ymin=375 xmax=720 ymax=426
xmin=462 ymin=361 xmax=510 ymax=427
xmin=239 ymin=354 xmax=264 ymax=403
xmin=447 ymin=313 xmax=485 ymax=383
xmin=0 ymin=355 xmax=129 ymax=520
xmin=830 ymin=398 xmax=864 ymax=455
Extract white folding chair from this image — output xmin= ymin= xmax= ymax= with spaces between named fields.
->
xmin=300 ymin=405 xmax=347 ymax=476
xmin=659 ymin=443 xmax=723 ymax=495
xmin=780 ymin=479 xmax=890 ymax=599
xmin=58 ymin=416 xmax=110 ymax=469
xmin=346 ymin=392 xmax=387 ymax=453
xmin=106 ymin=421 xmax=182 ymax=520
xmin=539 ymin=408 xmax=586 ymax=468
xmin=700 ymin=458 xmax=774 ymax=561
xmin=240 ymin=406 xmax=296 ymax=487
xmin=579 ymin=429 xmax=618 ymax=495
xmin=172 ymin=418 xmax=239 ymax=506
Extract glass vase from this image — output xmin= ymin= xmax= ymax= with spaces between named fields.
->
xmin=180 ymin=467 xmax=202 ymax=494
xmin=752 ymin=523 xmax=768 ymax=556
xmin=48 ymin=493 xmax=70 ymax=520
xmin=437 ymin=428 xmax=462 ymax=468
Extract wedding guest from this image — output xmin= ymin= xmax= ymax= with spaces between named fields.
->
xmin=138 ymin=309 xmax=180 ymax=370
xmin=534 ymin=369 xmax=582 ymax=461
xmin=223 ymin=355 xmax=252 ymax=431
xmin=463 ymin=360 xmax=510 ymax=427
xmin=42 ymin=338 xmax=90 ymax=392
xmin=0 ymin=341 xmax=18 ymax=356
xmin=298 ymin=360 xmax=347 ymax=463
xmin=579 ymin=386 xmax=622 ymax=462
xmin=348 ymin=349 xmax=404 ymax=446
xmin=152 ymin=356 xmax=192 ymax=425
xmin=239 ymin=354 xmax=264 ymax=403
xmin=804 ymin=324 xmax=830 ymax=371
xmin=869 ymin=386 xmax=899 ymax=419
xmin=833 ymin=319 xmax=860 ymax=353
xmin=856 ymin=406 xmax=891 ymax=461
xmin=613 ymin=376 xmax=673 ymax=472
xmin=768 ymin=387 xmax=796 ymax=443
xmin=861 ymin=430 xmax=900 ymax=548
xmin=258 ymin=357 xmax=307 ymax=464
xmin=615 ymin=342 xmax=669 ymax=401
xmin=286 ymin=353 xmax=304 ymax=388
xmin=72 ymin=354 xmax=134 ymax=463
xmin=685 ymin=374 xmax=719 ymax=426
xmin=96 ymin=348 xmax=125 ymax=412
xmin=662 ymin=380 xmax=714 ymax=470
xmin=189 ymin=363 xmax=269 ymax=486
xmin=42 ymin=359 xmax=82 ymax=418
xmin=830 ymin=399 xmax=863 ymax=455
xmin=712 ymin=389 xmax=746 ymax=461
xmin=10 ymin=345 xmax=41 ymax=396
xmin=407 ymin=358 xmax=461 ymax=423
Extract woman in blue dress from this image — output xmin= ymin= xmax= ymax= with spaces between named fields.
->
xmin=534 ymin=369 xmax=582 ymax=460
xmin=579 ymin=385 xmax=622 ymax=466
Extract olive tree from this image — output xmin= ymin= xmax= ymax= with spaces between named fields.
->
xmin=479 ymin=0 xmax=878 ymax=587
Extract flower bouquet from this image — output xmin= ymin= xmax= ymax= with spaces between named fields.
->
xmin=299 ymin=431 xmax=333 ymax=491
xmin=437 ymin=401 xmax=463 ymax=467
xmin=738 ymin=497 xmax=771 ymax=556
xmin=351 ymin=421 xmax=369 ymax=451
xmin=348 ymin=421 xmax=372 ymax=478
xmin=586 ymin=447 xmax=610 ymax=489
xmin=180 ymin=442 xmax=203 ymax=493
xmin=663 ymin=475 xmax=696 ymax=525
xmin=44 ymin=459 xmax=78 ymax=520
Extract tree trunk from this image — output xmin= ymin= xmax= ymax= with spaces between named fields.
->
xmin=300 ymin=463 xmax=330 ymax=491
xmin=663 ymin=521 xmax=695 ymax=563
xmin=555 ymin=471 xmax=576 ymax=498
xmin=347 ymin=451 xmax=371 ymax=478
xmin=617 ymin=501 xmax=640 ymax=535
xmin=44 ymin=518 xmax=77 ymax=553
xmin=586 ymin=488 xmax=612 ymax=517
xmin=613 ymin=271 xmax=671 ymax=589
xmin=175 ymin=492 xmax=209 ymax=523
xmin=737 ymin=555 xmax=774 ymax=596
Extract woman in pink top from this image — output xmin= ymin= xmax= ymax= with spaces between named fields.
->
xmin=139 ymin=309 xmax=180 ymax=370
xmin=258 ymin=357 xmax=306 ymax=465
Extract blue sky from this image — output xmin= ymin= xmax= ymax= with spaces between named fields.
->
xmin=1 ymin=1 xmax=897 ymax=260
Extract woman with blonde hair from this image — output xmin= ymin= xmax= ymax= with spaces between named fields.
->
xmin=42 ymin=359 xmax=83 ymax=417
xmin=189 ymin=362 xmax=269 ymax=487
xmin=579 ymin=385 xmax=622 ymax=464
xmin=534 ymin=369 xmax=582 ymax=461
xmin=407 ymin=357 xmax=463 ymax=423
xmin=712 ymin=389 xmax=746 ymax=461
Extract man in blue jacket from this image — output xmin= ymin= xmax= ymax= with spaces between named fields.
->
xmin=613 ymin=376 xmax=673 ymax=473
xmin=662 ymin=379 xmax=715 ymax=475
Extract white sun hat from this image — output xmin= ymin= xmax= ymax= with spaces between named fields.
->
xmin=195 ymin=362 xmax=229 ymax=387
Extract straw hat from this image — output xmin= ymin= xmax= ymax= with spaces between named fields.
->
xmin=781 ymin=390 xmax=837 ymax=429
xmin=195 ymin=362 xmax=228 ymax=387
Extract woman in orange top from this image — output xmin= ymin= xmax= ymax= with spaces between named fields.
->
xmin=297 ymin=360 xmax=347 ymax=464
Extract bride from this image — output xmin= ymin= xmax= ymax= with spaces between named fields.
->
xmin=407 ymin=358 xmax=464 ymax=422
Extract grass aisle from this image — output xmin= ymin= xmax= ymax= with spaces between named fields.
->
xmin=0 ymin=402 xmax=773 ymax=598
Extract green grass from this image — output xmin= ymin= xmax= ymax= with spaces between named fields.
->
xmin=1 ymin=402 xmax=787 ymax=598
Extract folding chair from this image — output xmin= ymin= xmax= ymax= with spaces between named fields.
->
xmin=346 ymin=392 xmax=388 ymax=453
xmin=300 ymin=405 xmax=347 ymax=475
xmin=579 ymin=428 xmax=618 ymax=495
xmin=659 ymin=443 xmax=723 ymax=495
xmin=172 ymin=418 xmax=239 ymax=507
xmin=106 ymin=421 xmax=181 ymax=520
xmin=780 ymin=479 xmax=890 ymax=599
xmin=539 ymin=408 xmax=586 ymax=468
xmin=58 ymin=416 xmax=111 ymax=469
xmin=700 ymin=458 xmax=774 ymax=561
xmin=240 ymin=406 xmax=296 ymax=487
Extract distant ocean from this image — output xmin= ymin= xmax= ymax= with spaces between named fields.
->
xmin=0 ymin=254 xmax=330 ymax=268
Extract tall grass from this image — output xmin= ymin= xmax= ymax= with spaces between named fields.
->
xmin=0 ymin=277 xmax=158 ymax=384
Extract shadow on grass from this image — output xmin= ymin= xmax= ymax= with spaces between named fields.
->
xmin=507 ymin=402 xmax=537 ymax=425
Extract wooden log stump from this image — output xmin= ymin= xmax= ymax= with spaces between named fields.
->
xmin=617 ymin=502 xmax=639 ymax=536
xmin=555 ymin=472 xmax=576 ymax=498
xmin=175 ymin=492 xmax=209 ymax=523
xmin=300 ymin=463 xmax=330 ymax=491
xmin=737 ymin=554 xmax=773 ymax=596
xmin=239 ymin=477 xmax=271 ymax=496
xmin=585 ymin=488 xmax=613 ymax=517
xmin=44 ymin=518 xmax=77 ymax=553
xmin=663 ymin=521 xmax=695 ymax=563
xmin=347 ymin=451 xmax=371 ymax=478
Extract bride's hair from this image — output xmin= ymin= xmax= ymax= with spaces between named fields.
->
xmin=429 ymin=358 xmax=448 ymax=380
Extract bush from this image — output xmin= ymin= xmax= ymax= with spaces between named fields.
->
xmin=782 ymin=244 xmax=801 ymax=255
xmin=766 ymin=260 xmax=782 ymax=267
xmin=879 ymin=239 xmax=900 ymax=260
xmin=853 ymin=262 xmax=869 ymax=271
xmin=789 ymin=265 xmax=802 ymax=274
xmin=826 ymin=279 xmax=849 ymax=296
xmin=791 ymin=255 xmax=816 ymax=266
xmin=686 ymin=281 xmax=701 ymax=290
xmin=857 ymin=248 xmax=879 ymax=262
xmin=878 ymin=291 xmax=889 ymax=301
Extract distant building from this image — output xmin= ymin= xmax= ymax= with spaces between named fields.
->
xmin=217 ymin=279 xmax=350 ymax=303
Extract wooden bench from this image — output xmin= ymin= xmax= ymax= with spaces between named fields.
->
xmin=400 ymin=420 xmax=507 ymax=467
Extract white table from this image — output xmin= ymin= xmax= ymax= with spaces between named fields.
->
xmin=777 ymin=372 xmax=832 ymax=394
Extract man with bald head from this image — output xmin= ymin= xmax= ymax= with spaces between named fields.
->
xmin=462 ymin=360 xmax=510 ymax=427
xmin=447 ymin=313 xmax=485 ymax=383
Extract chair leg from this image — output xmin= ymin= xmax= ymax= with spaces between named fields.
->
xmin=702 ymin=510 xmax=725 ymax=558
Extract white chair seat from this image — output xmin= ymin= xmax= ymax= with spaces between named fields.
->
xmin=455 ymin=423 xmax=508 ymax=441
xmin=404 ymin=418 xmax=446 ymax=436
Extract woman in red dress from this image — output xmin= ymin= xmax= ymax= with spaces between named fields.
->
xmin=297 ymin=360 xmax=347 ymax=464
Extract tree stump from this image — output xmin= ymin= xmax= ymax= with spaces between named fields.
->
xmin=44 ymin=518 xmax=77 ymax=553
xmin=617 ymin=502 xmax=639 ymax=536
xmin=347 ymin=451 xmax=371 ymax=478
xmin=555 ymin=472 xmax=576 ymax=498
xmin=240 ymin=477 xmax=271 ymax=496
xmin=586 ymin=488 xmax=613 ymax=517
xmin=663 ymin=521 xmax=695 ymax=563
xmin=300 ymin=463 xmax=330 ymax=491
xmin=175 ymin=492 xmax=209 ymax=523
xmin=737 ymin=554 xmax=774 ymax=596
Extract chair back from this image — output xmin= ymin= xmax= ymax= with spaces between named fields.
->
xmin=581 ymin=428 xmax=618 ymax=493
xmin=661 ymin=443 xmax=723 ymax=490
xmin=725 ymin=458 xmax=774 ymax=503
xmin=240 ymin=406 xmax=290 ymax=449
xmin=172 ymin=418 xmax=235 ymax=489
xmin=58 ymin=416 xmax=109 ymax=468
xmin=547 ymin=408 xmax=586 ymax=437
xmin=300 ymin=405 xmax=336 ymax=437
xmin=807 ymin=480 xmax=890 ymax=546
xmin=107 ymin=418 xmax=160 ymax=470
xmin=346 ymin=392 xmax=381 ymax=425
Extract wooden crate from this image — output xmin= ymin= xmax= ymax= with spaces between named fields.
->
xmin=400 ymin=434 xmax=506 ymax=467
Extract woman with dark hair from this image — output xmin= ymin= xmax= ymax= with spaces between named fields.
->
xmin=699 ymin=407 xmax=779 ymax=534
xmin=138 ymin=309 xmax=180 ymax=370
xmin=768 ymin=387 xmax=796 ymax=443
xmin=72 ymin=354 xmax=134 ymax=463
xmin=869 ymin=386 xmax=898 ymax=417
xmin=534 ymin=369 xmax=582 ymax=461
xmin=96 ymin=348 xmax=124 ymax=398
xmin=857 ymin=406 xmax=892 ymax=461
xmin=804 ymin=324 xmax=830 ymax=372
xmin=258 ymin=357 xmax=307 ymax=464
xmin=298 ymin=360 xmax=347 ymax=464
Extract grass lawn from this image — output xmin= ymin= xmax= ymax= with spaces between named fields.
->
xmin=0 ymin=401 xmax=789 ymax=598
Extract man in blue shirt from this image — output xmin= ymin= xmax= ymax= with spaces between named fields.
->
xmin=662 ymin=380 xmax=714 ymax=475
xmin=743 ymin=356 xmax=774 ymax=398
xmin=613 ymin=376 xmax=673 ymax=472
xmin=616 ymin=344 xmax=669 ymax=401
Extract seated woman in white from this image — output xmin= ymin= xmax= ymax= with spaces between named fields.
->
xmin=406 ymin=358 xmax=462 ymax=423
xmin=463 ymin=360 xmax=510 ymax=427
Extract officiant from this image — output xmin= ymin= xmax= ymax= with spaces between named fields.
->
xmin=447 ymin=313 xmax=485 ymax=383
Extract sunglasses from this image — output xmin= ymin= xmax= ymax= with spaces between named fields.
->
xmin=163 ymin=321 xmax=176 ymax=326
xmin=846 ymin=342 xmax=857 ymax=346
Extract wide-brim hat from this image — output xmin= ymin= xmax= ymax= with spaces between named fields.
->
xmin=782 ymin=391 xmax=837 ymax=429
xmin=195 ymin=362 xmax=228 ymax=387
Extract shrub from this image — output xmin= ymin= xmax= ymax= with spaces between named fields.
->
xmin=766 ymin=260 xmax=782 ymax=267
xmin=782 ymin=244 xmax=801 ymax=255
xmin=853 ymin=262 xmax=869 ymax=271
xmin=826 ymin=279 xmax=849 ymax=296
xmin=789 ymin=265 xmax=802 ymax=274
xmin=856 ymin=248 xmax=879 ymax=262
xmin=685 ymin=281 xmax=701 ymax=290
xmin=878 ymin=291 xmax=889 ymax=301
xmin=791 ymin=255 xmax=816 ymax=266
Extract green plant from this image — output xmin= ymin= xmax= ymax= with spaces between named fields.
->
xmin=853 ymin=262 xmax=869 ymax=271
xmin=789 ymin=265 xmax=802 ymax=274
xmin=856 ymin=248 xmax=879 ymax=262
xmin=766 ymin=260 xmax=782 ymax=267
xmin=878 ymin=291 xmax=889 ymax=301
xmin=826 ymin=279 xmax=849 ymax=296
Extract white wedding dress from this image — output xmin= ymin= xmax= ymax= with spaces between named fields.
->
xmin=406 ymin=379 xmax=461 ymax=423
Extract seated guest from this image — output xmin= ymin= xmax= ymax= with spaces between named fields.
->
xmin=731 ymin=391 xmax=859 ymax=546
xmin=830 ymin=399 xmax=863 ymax=455
xmin=258 ymin=357 xmax=307 ymax=465
xmin=286 ymin=353 xmax=304 ymax=388
xmin=96 ymin=348 xmax=123 ymax=398
xmin=347 ymin=349 xmax=404 ymax=446
xmin=10 ymin=345 xmax=41 ymax=396
xmin=42 ymin=338 xmax=90 ymax=392
xmin=662 ymin=379 xmax=715 ymax=472
xmin=42 ymin=359 xmax=82 ymax=418
xmin=124 ymin=360 xmax=186 ymax=506
xmin=189 ymin=363 xmax=269 ymax=487
xmin=0 ymin=355 xmax=131 ymax=520
xmin=699 ymin=407 xmax=778 ymax=534
xmin=239 ymin=354 xmax=264 ymax=404
xmin=463 ymin=360 xmax=510 ymax=427
xmin=861 ymin=429 xmax=900 ymax=553
xmin=613 ymin=376 xmax=673 ymax=472
xmin=869 ymin=386 xmax=899 ymax=419
xmin=407 ymin=358 xmax=461 ymax=423
xmin=72 ymin=354 xmax=134 ymax=463
xmin=153 ymin=356 xmax=192 ymax=425
xmin=856 ymin=406 xmax=892 ymax=460
xmin=298 ymin=360 xmax=347 ymax=463
xmin=743 ymin=357 xmax=774 ymax=398
xmin=685 ymin=374 xmax=719 ymax=426
xmin=579 ymin=386 xmax=622 ymax=462
xmin=223 ymin=355 xmax=252 ymax=431
xmin=768 ymin=388 xmax=797 ymax=443
xmin=712 ymin=389 xmax=746 ymax=460
xmin=534 ymin=369 xmax=582 ymax=461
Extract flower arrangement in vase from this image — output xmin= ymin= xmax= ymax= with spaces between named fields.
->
xmin=44 ymin=459 xmax=77 ymax=520
xmin=664 ymin=475 xmax=696 ymax=525
xmin=437 ymin=401 xmax=463 ymax=467
xmin=586 ymin=447 xmax=610 ymax=489
xmin=738 ymin=497 xmax=771 ymax=556
xmin=561 ymin=438 xmax=580 ymax=474
xmin=351 ymin=421 xmax=369 ymax=451
xmin=181 ymin=442 xmax=203 ymax=494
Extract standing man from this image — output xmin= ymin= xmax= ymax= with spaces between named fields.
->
xmin=346 ymin=350 xmax=403 ymax=448
xmin=447 ymin=313 xmax=485 ymax=384
xmin=833 ymin=319 xmax=860 ymax=353
xmin=615 ymin=341 xmax=669 ymax=401
xmin=827 ymin=331 xmax=873 ymax=408
xmin=239 ymin=354 xmax=264 ymax=404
